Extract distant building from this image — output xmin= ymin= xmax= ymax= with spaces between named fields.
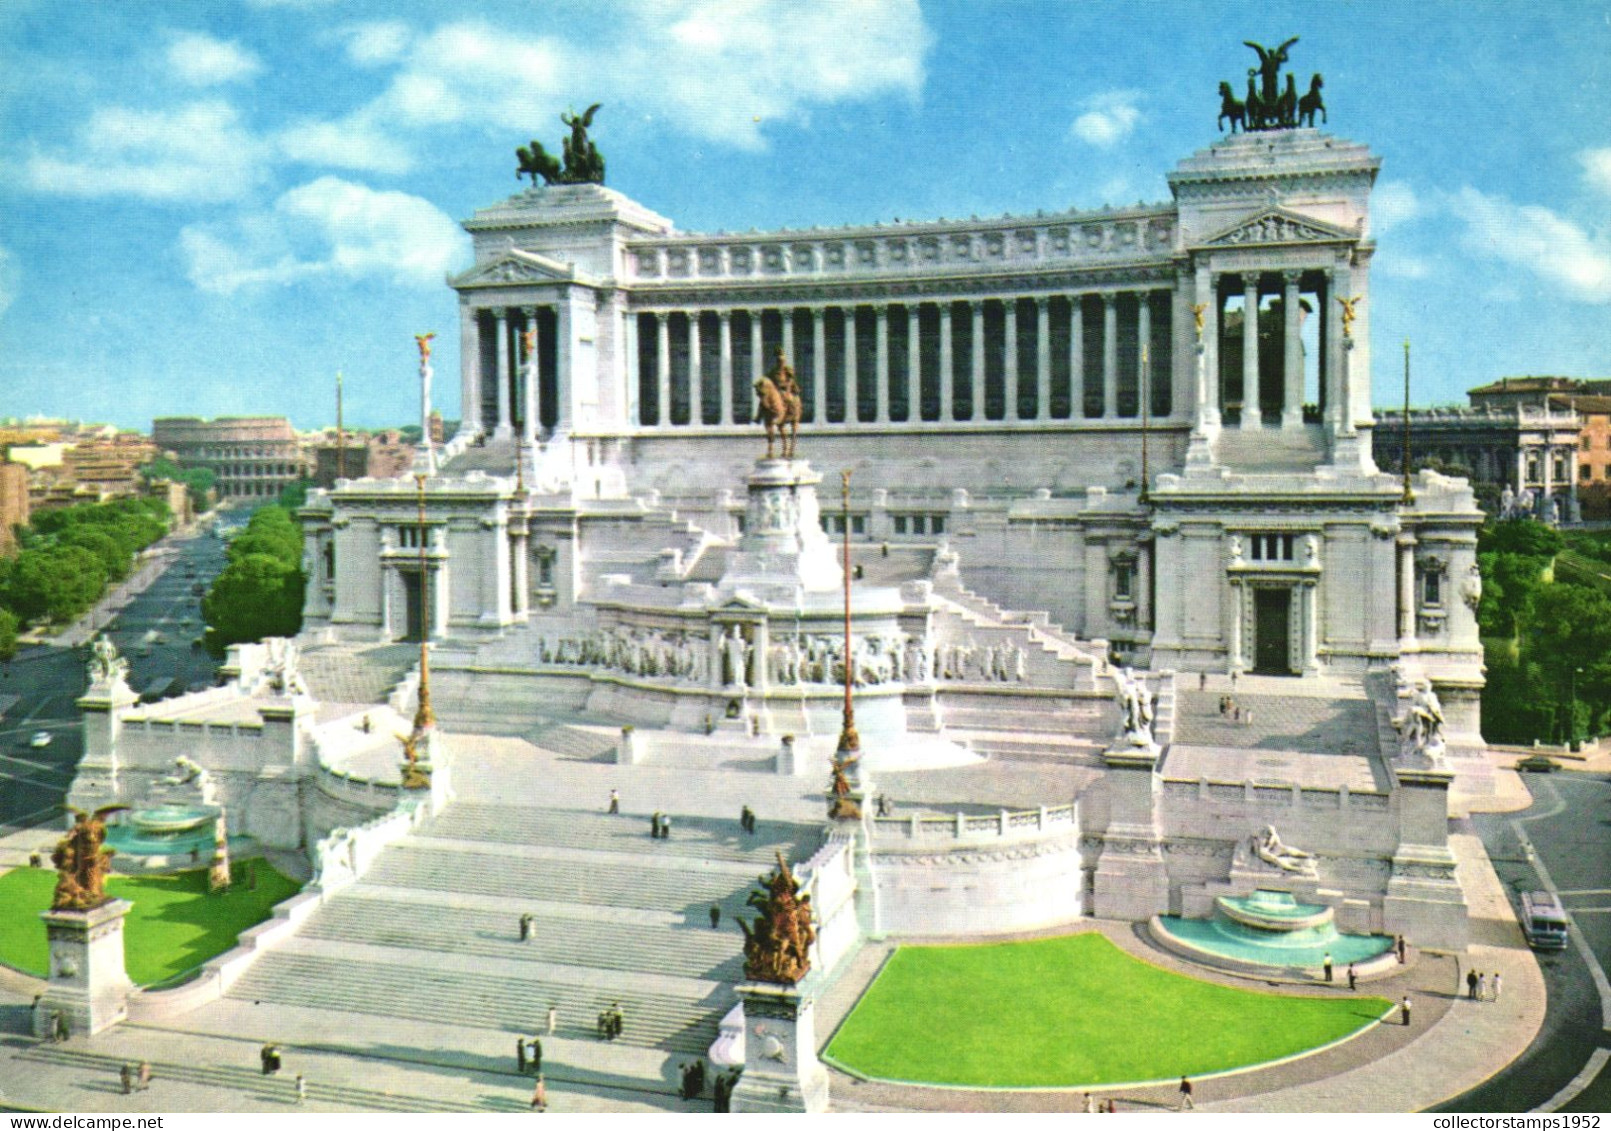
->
xmin=0 ymin=461 xmax=29 ymax=558
xmin=311 ymin=430 xmax=416 ymax=489
xmin=1553 ymin=393 xmax=1611 ymax=518
xmin=153 ymin=416 xmax=305 ymax=501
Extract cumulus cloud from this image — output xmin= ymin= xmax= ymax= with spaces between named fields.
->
xmin=334 ymin=21 xmax=413 ymax=67
xmin=167 ymin=31 xmax=262 ymax=86
xmin=286 ymin=3 xmax=930 ymax=161
xmin=277 ymin=110 xmax=414 ymax=174
xmin=1072 ymin=91 xmax=1142 ymax=147
xmin=1372 ymin=181 xmax=1423 ymax=231
xmin=24 ymin=101 xmax=264 ymax=203
xmin=180 ymin=176 xmax=468 ymax=294
xmin=1453 ymin=186 xmax=1611 ymax=303
xmin=1580 ymin=147 xmax=1611 ymax=197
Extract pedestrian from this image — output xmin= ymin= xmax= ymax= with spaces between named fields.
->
xmin=611 ymin=1003 xmax=623 ymax=1039
xmin=1396 ymin=935 xmax=1407 ymax=964
xmin=517 ymin=1036 xmax=527 ymax=1074
xmin=609 ymin=789 xmax=620 ymax=815
xmin=1477 ymin=972 xmax=1488 ymax=1001
xmin=295 ymin=1075 xmax=307 ymax=1105
xmin=710 ymin=904 xmax=721 ymax=929
xmin=660 ymin=813 xmax=672 ymax=839
xmin=691 ymin=1059 xmax=705 ymax=1096
xmin=1323 ymin=952 xmax=1333 ymax=982
xmin=529 ymin=1035 xmax=542 ymax=1074
xmin=1400 ymin=995 xmax=1412 ymax=1026
xmin=361 ymin=715 xmax=371 ymax=733
xmin=1244 ymin=708 xmax=1254 ymax=727
xmin=1178 ymin=1076 xmax=1195 ymax=1111
xmin=650 ymin=811 xmax=662 ymax=839
xmin=547 ymin=1004 xmax=558 ymax=1035
xmin=1199 ymin=672 xmax=1207 ymax=691
xmin=678 ymin=1062 xmax=692 ymax=1101
xmin=1491 ymin=972 xmax=1502 ymax=1002
xmin=1083 ymin=1092 xmax=1095 ymax=1114
xmin=1231 ymin=669 xmax=1238 ymax=688
xmin=519 ymin=913 xmax=532 ymax=942
xmin=137 ymin=1061 xmax=151 ymax=1091
xmin=53 ymin=1011 xmax=70 ymax=1043
xmin=1465 ymin=969 xmax=1478 ymax=1000
xmin=1233 ymin=705 xmax=1241 ymax=723
xmin=713 ymin=1072 xmax=730 ymax=1113
xmin=1107 ymin=1098 xmax=1118 ymax=1113
xmin=597 ymin=1010 xmax=609 ymax=1040
xmin=28 ymin=851 xmax=41 ymax=868
xmin=1347 ymin=964 xmax=1357 ymax=991
xmin=121 ymin=1063 xmax=134 ymax=1095
xmin=1219 ymin=695 xmax=1229 ymax=716
xmin=531 ymin=1074 xmax=548 ymax=1111
xmin=740 ymin=805 xmax=755 ymax=834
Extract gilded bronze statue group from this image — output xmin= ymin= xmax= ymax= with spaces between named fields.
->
xmin=739 ymin=852 xmax=815 ymax=985
xmin=517 ymin=104 xmax=606 ymax=186
xmin=754 ymin=348 xmax=802 ymax=460
xmin=1217 ymin=38 xmax=1325 ymax=133
xmin=50 ymin=805 xmax=128 ymax=912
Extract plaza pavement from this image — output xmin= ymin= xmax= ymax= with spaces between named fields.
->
xmin=0 ymin=688 xmax=1555 ymax=1113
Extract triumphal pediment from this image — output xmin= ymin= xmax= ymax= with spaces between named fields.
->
xmin=1196 ymin=206 xmax=1355 ymax=250
xmin=451 ymin=248 xmax=579 ymax=288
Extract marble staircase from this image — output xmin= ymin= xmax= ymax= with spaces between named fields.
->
xmin=224 ymin=800 xmax=823 ymax=1068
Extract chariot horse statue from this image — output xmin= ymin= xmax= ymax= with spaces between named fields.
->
xmin=754 ymin=348 xmax=802 ymax=460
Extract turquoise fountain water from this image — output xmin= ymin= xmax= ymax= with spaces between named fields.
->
xmin=1157 ymin=889 xmax=1392 ymax=968
xmin=105 ymin=805 xmax=221 ymax=861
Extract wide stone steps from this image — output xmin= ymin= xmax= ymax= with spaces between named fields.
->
xmin=229 ymin=948 xmax=725 ymax=1055
xmin=429 ymin=801 xmax=821 ymax=865
xmin=940 ymin=703 xmax=1105 ymax=735
xmin=953 ymin=731 xmax=1106 ymax=763
xmin=302 ymin=894 xmax=745 ymax=981
xmin=531 ymin=723 xmax=619 ymax=761
xmin=363 ymin=841 xmax=750 ymax=914
xmin=15 ymin=1044 xmax=484 ymax=1113
xmin=297 ymin=644 xmax=418 ymax=706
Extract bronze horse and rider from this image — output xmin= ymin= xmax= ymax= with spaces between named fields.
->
xmin=1215 ymin=39 xmax=1324 ymax=133
xmin=754 ymin=348 xmax=802 ymax=460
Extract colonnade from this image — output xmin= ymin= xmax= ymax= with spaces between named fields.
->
xmin=630 ymin=292 xmax=1175 ymax=428
xmin=460 ymin=304 xmax=567 ymax=441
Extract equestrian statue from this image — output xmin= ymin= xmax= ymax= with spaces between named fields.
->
xmin=1216 ymin=38 xmax=1322 ymax=133
xmin=754 ymin=348 xmax=802 ymax=460
xmin=517 ymin=103 xmax=606 ymax=186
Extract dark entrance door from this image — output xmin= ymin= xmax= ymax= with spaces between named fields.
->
xmin=402 ymin=570 xmax=424 ymax=643
xmin=1253 ymin=587 xmax=1292 ymax=675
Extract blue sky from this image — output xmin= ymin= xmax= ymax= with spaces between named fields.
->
xmin=1 ymin=0 xmax=1608 ymax=431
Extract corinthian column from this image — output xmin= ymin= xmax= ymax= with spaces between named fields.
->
xmin=1036 ymin=297 xmax=1051 ymax=422
xmin=1241 ymin=274 xmax=1260 ymax=429
xmin=1282 ymin=271 xmax=1304 ymax=428
xmin=939 ymin=303 xmax=955 ymax=423
xmin=1004 ymin=298 xmax=1020 ymax=422
xmin=493 ymin=309 xmax=513 ymax=438
xmin=719 ymin=310 xmax=734 ymax=425
xmin=655 ymin=313 xmax=671 ymax=428
xmin=875 ymin=306 xmax=890 ymax=424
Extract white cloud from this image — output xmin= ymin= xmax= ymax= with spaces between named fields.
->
xmin=24 ymin=101 xmax=265 ymax=203
xmin=336 ymin=21 xmax=413 ymax=67
xmin=1372 ymin=181 xmax=1423 ymax=231
xmin=1072 ymin=91 xmax=1142 ymax=148
xmin=277 ymin=110 xmax=414 ymax=174
xmin=0 ymin=243 xmax=18 ymax=319
xmin=180 ymin=176 xmax=468 ymax=295
xmin=1376 ymin=252 xmax=1432 ymax=280
xmin=167 ymin=31 xmax=262 ymax=86
xmin=291 ymin=3 xmax=930 ymax=160
xmin=1580 ymin=147 xmax=1611 ymax=197
xmin=1454 ymin=186 xmax=1611 ymax=303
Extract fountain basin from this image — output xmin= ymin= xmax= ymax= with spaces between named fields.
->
xmin=1216 ymin=889 xmax=1335 ymax=933
xmin=106 ymin=805 xmax=223 ymax=868
xmin=1150 ymin=888 xmax=1395 ymax=977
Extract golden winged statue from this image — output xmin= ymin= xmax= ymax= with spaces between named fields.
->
xmin=51 ymin=805 xmax=129 ymax=911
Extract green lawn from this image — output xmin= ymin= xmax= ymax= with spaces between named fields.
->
xmin=825 ymin=932 xmax=1390 ymax=1088
xmin=0 ymin=862 xmax=301 ymax=986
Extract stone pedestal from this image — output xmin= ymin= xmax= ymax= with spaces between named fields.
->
xmin=34 ymin=899 xmax=133 ymax=1038
xmin=719 ymin=459 xmax=842 ymax=598
xmin=730 ymin=980 xmax=829 ymax=1114
xmin=1092 ymin=743 xmax=1170 ymax=920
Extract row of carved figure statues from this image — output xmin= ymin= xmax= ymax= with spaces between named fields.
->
xmin=532 ymin=626 xmax=1032 ymax=688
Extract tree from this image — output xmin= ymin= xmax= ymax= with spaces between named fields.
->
xmin=227 ymin=506 xmax=302 ymax=569
xmin=5 ymin=545 xmax=107 ymax=624
xmin=202 ymin=553 xmax=304 ymax=652
xmin=1520 ymin=583 xmax=1611 ymax=741
xmin=57 ymin=525 xmax=134 ymax=582
xmin=0 ymin=608 xmax=16 ymax=663
xmin=1479 ymin=519 xmax=1564 ymax=559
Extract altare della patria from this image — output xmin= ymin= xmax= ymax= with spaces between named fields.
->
xmin=19 ymin=39 xmax=1545 ymax=1115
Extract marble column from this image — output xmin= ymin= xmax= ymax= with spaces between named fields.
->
xmin=1036 ymin=297 xmax=1051 ymax=422
xmin=969 ymin=301 xmax=985 ymax=422
xmin=906 ymin=305 xmax=921 ymax=423
xmin=1241 ymin=274 xmax=1260 ymax=429
xmin=460 ymin=305 xmax=482 ymax=434
xmin=1004 ymin=298 xmax=1020 ymax=422
xmin=1102 ymin=293 xmax=1118 ymax=419
xmin=718 ymin=310 xmax=734 ymax=425
xmin=939 ymin=303 xmax=955 ymax=423
xmin=1229 ymin=579 xmax=1244 ymax=673
xmin=1069 ymin=296 xmax=1085 ymax=419
xmin=624 ymin=308 xmax=641 ymax=426
xmin=1327 ymin=264 xmax=1353 ymax=432
xmin=811 ymin=307 xmax=827 ymax=425
xmin=874 ymin=306 xmax=890 ymax=424
xmin=688 ymin=311 xmax=704 ymax=426
xmin=1137 ymin=295 xmax=1152 ymax=419
xmin=1282 ymin=271 xmax=1304 ymax=428
xmin=1303 ymin=580 xmax=1320 ymax=673
xmin=655 ymin=313 xmax=671 ymax=428
xmin=555 ymin=293 xmax=572 ymax=433
xmin=782 ymin=308 xmax=796 ymax=379
xmin=493 ymin=309 xmax=513 ymax=438
xmin=522 ymin=307 xmax=540 ymax=445
xmin=512 ymin=531 xmax=530 ymax=620
xmin=844 ymin=307 xmax=859 ymax=423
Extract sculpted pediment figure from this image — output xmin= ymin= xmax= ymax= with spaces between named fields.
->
xmin=1196 ymin=207 xmax=1354 ymax=249
xmin=451 ymin=249 xmax=578 ymax=288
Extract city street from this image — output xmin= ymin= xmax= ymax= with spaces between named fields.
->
xmin=0 ymin=526 xmax=229 ymax=833
xmin=1439 ymin=770 xmax=1611 ymax=1114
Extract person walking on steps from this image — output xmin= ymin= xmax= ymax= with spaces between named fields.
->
xmin=609 ymin=789 xmax=620 ymax=814
xmin=1401 ymin=995 xmax=1413 ymax=1026
xmin=1178 ymin=1076 xmax=1195 ymax=1111
xmin=531 ymin=1074 xmax=548 ymax=1111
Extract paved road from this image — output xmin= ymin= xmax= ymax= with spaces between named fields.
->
xmin=0 ymin=527 xmax=229 ymax=834
xmin=1436 ymin=771 xmax=1611 ymax=1113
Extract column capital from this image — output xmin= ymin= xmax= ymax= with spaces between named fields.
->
xmin=1242 ymin=272 xmax=1260 ymax=291
xmin=718 ymin=308 xmax=732 ymax=324
xmin=1101 ymin=291 xmax=1116 ymax=308
xmin=654 ymin=311 xmax=669 ymax=324
xmin=1035 ymin=295 xmax=1050 ymax=310
xmin=1282 ymin=269 xmax=1304 ymax=287
xmin=969 ymin=299 xmax=984 ymax=313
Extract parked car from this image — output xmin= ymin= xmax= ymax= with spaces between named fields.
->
xmin=1515 ymin=755 xmax=1561 ymax=773
xmin=28 ymin=731 xmax=52 ymax=748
